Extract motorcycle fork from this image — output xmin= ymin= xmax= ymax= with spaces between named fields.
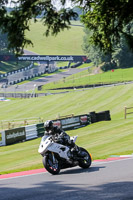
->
xmin=51 ymin=152 xmax=56 ymax=163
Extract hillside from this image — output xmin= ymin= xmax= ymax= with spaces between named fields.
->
xmin=1 ymin=83 xmax=133 ymax=174
xmin=1 ymin=18 xmax=133 ymax=175
xmin=25 ymin=20 xmax=84 ymax=55
xmin=0 ymin=61 xmax=31 ymax=74
xmin=36 ymin=67 xmax=133 ymax=91
xmin=0 ymin=20 xmax=85 ymax=74
xmin=0 ymin=83 xmax=132 ymax=121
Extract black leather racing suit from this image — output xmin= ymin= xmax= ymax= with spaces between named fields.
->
xmin=45 ymin=126 xmax=75 ymax=148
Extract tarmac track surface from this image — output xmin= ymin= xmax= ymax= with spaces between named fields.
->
xmin=2 ymin=67 xmax=89 ymax=93
xmin=0 ymin=157 xmax=133 ymax=200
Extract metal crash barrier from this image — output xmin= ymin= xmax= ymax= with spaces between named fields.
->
xmin=0 ymin=131 xmax=6 ymax=146
xmin=0 ymin=110 xmax=111 ymax=146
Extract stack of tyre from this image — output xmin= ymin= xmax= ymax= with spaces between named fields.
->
xmin=89 ymin=110 xmax=111 ymax=123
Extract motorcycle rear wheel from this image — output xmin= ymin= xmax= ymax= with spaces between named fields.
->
xmin=78 ymin=147 xmax=92 ymax=169
xmin=43 ymin=153 xmax=60 ymax=175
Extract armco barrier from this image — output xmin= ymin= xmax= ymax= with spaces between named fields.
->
xmin=0 ymin=110 xmax=111 ymax=146
xmin=53 ymin=114 xmax=91 ymax=131
xmin=36 ymin=123 xmax=45 ymax=137
xmin=5 ymin=127 xmax=26 ymax=145
xmin=0 ymin=124 xmax=39 ymax=146
xmin=0 ymin=131 xmax=6 ymax=146
xmin=6 ymin=127 xmax=26 ymax=145
xmin=25 ymin=125 xmax=38 ymax=140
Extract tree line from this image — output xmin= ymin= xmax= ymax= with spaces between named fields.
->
xmin=82 ymin=21 xmax=133 ymax=71
xmin=0 ymin=0 xmax=133 ymax=55
xmin=0 ymin=1 xmax=133 ymax=72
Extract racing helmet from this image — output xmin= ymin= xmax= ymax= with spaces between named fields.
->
xmin=44 ymin=120 xmax=53 ymax=132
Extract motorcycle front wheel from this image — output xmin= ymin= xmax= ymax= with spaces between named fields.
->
xmin=43 ymin=153 xmax=60 ymax=175
xmin=78 ymin=147 xmax=92 ymax=169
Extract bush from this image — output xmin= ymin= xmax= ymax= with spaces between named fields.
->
xmin=101 ymin=62 xmax=117 ymax=72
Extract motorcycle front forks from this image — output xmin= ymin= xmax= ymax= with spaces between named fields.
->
xmin=51 ymin=152 xmax=56 ymax=163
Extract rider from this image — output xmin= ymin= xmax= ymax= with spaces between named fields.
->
xmin=44 ymin=120 xmax=79 ymax=154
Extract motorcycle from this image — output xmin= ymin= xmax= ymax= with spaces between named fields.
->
xmin=38 ymin=135 xmax=92 ymax=175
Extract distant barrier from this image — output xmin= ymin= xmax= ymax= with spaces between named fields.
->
xmin=0 ymin=110 xmax=111 ymax=146
xmin=5 ymin=127 xmax=26 ymax=145
xmin=0 ymin=123 xmax=45 ymax=146
xmin=53 ymin=114 xmax=91 ymax=130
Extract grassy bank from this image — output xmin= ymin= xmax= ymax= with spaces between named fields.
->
xmin=25 ymin=20 xmax=84 ymax=55
xmin=0 ymin=61 xmax=31 ymax=74
xmin=41 ymin=68 xmax=133 ymax=90
xmin=0 ymin=20 xmax=84 ymax=74
xmin=0 ymin=118 xmax=133 ymax=175
xmin=0 ymin=83 xmax=133 ymax=174
xmin=0 ymin=83 xmax=131 ymax=121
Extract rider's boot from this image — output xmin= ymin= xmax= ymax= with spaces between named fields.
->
xmin=71 ymin=145 xmax=86 ymax=157
xmin=71 ymin=144 xmax=81 ymax=155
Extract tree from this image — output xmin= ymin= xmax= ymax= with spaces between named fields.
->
xmin=0 ymin=0 xmax=133 ymax=55
xmin=0 ymin=29 xmax=15 ymax=55
xmin=83 ymin=21 xmax=133 ymax=71
xmin=82 ymin=28 xmax=113 ymax=67
xmin=81 ymin=0 xmax=133 ymax=53
xmin=0 ymin=31 xmax=8 ymax=54
xmin=112 ymin=22 xmax=133 ymax=69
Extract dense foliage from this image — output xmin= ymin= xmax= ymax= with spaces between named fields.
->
xmin=0 ymin=31 xmax=13 ymax=54
xmin=83 ymin=21 xmax=133 ymax=71
xmin=81 ymin=0 xmax=133 ymax=53
xmin=0 ymin=31 xmax=31 ymax=74
xmin=0 ymin=0 xmax=133 ymax=55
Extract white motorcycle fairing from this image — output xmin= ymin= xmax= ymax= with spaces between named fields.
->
xmin=38 ymin=135 xmax=77 ymax=160
xmin=38 ymin=134 xmax=92 ymax=175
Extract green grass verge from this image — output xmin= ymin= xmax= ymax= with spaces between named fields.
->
xmin=0 ymin=61 xmax=31 ymax=74
xmin=41 ymin=67 xmax=133 ymax=90
xmin=0 ymin=83 xmax=133 ymax=174
xmin=0 ymin=119 xmax=133 ymax=175
xmin=25 ymin=20 xmax=84 ymax=55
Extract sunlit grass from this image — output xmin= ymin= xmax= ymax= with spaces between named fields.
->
xmin=41 ymin=68 xmax=133 ymax=90
xmin=0 ymin=83 xmax=133 ymax=174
